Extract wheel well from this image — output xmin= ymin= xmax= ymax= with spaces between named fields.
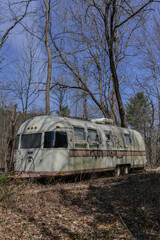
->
xmin=115 ymin=164 xmax=131 ymax=169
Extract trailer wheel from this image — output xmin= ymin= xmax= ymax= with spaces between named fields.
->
xmin=124 ymin=165 xmax=129 ymax=175
xmin=115 ymin=166 xmax=121 ymax=177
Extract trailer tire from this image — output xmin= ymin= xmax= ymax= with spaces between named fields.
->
xmin=124 ymin=165 xmax=129 ymax=175
xmin=115 ymin=166 xmax=121 ymax=177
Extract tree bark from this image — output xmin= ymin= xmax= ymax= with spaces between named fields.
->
xmin=5 ymin=104 xmax=19 ymax=173
xmin=108 ymin=45 xmax=127 ymax=127
xmin=110 ymin=87 xmax=118 ymax=125
xmin=44 ymin=0 xmax=52 ymax=115
xmin=83 ymin=91 xmax=88 ymax=120
xmin=156 ymin=97 xmax=160 ymax=163
xmin=104 ymin=0 xmax=127 ymax=127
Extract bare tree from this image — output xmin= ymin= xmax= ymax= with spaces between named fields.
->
xmin=20 ymin=0 xmax=57 ymax=115
xmin=43 ymin=0 xmax=53 ymax=115
xmin=10 ymin=34 xmax=43 ymax=120
xmin=85 ymin=0 xmax=158 ymax=127
xmin=48 ymin=0 xmax=158 ymax=126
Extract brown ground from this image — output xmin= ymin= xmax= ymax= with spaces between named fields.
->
xmin=0 ymin=170 xmax=159 ymax=240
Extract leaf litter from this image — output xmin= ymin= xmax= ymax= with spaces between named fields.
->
xmin=0 ymin=171 xmax=159 ymax=240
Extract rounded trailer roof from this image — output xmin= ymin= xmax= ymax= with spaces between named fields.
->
xmin=18 ymin=115 xmax=105 ymax=134
xmin=17 ymin=115 xmax=140 ymax=136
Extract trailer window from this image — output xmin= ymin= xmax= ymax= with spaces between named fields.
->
xmin=44 ymin=132 xmax=55 ymax=148
xmin=74 ymin=127 xmax=86 ymax=141
xmin=88 ymin=129 xmax=100 ymax=148
xmin=44 ymin=131 xmax=68 ymax=148
xmin=14 ymin=135 xmax=20 ymax=149
xmin=21 ymin=133 xmax=42 ymax=149
xmin=74 ymin=127 xmax=87 ymax=148
xmin=124 ymin=134 xmax=132 ymax=144
xmin=88 ymin=129 xmax=98 ymax=143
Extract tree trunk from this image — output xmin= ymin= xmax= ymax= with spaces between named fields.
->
xmin=83 ymin=91 xmax=88 ymax=120
xmin=104 ymin=1 xmax=127 ymax=128
xmin=149 ymin=100 xmax=154 ymax=164
xmin=44 ymin=0 xmax=52 ymax=115
xmin=156 ymin=97 xmax=160 ymax=163
xmin=108 ymin=45 xmax=127 ymax=127
xmin=110 ymin=87 xmax=118 ymax=125
xmin=5 ymin=104 xmax=18 ymax=173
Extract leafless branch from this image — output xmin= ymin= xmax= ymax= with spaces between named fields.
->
xmin=0 ymin=0 xmax=31 ymax=49
xmin=115 ymin=0 xmax=154 ymax=29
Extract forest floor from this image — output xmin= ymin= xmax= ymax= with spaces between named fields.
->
xmin=0 ymin=169 xmax=160 ymax=240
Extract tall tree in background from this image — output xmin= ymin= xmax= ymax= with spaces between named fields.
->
xmin=43 ymin=0 xmax=53 ymax=115
xmin=85 ymin=0 xmax=158 ymax=127
xmin=15 ymin=0 xmax=54 ymax=115
xmin=126 ymin=92 xmax=151 ymax=134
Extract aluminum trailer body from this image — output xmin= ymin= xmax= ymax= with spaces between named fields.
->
xmin=14 ymin=116 xmax=146 ymax=177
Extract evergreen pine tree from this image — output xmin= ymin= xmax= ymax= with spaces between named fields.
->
xmin=126 ymin=92 xmax=151 ymax=135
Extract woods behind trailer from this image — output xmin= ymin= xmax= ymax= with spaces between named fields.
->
xmin=14 ymin=116 xmax=146 ymax=177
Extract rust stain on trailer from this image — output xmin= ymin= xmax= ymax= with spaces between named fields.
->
xmin=69 ymin=149 xmax=146 ymax=157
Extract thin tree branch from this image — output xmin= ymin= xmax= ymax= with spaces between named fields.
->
xmin=115 ymin=0 xmax=154 ymax=29
xmin=0 ymin=0 xmax=31 ymax=48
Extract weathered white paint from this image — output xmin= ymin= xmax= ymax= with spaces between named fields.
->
xmin=15 ymin=115 xmax=147 ymax=173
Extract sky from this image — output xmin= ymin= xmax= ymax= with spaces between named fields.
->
xmin=0 ymin=0 xmax=47 ymax=112
xmin=0 ymin=0 xmax=160 ymax=119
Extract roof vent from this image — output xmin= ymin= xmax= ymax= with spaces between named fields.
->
xmin=91 ymin=118 xmax=113 ymax=125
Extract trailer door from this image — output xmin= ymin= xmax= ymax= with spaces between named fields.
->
xmin=15 ymin=133 xmax=42 ymax=172
xmin=41 ymin=131 xmax=69 ymax=172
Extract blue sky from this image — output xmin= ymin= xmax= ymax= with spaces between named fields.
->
xmin=0 ymin=0 xmax=159 ymax=119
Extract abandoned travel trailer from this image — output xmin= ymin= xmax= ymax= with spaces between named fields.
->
xmin=14 ymin=115 xmax=146 ymax=177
